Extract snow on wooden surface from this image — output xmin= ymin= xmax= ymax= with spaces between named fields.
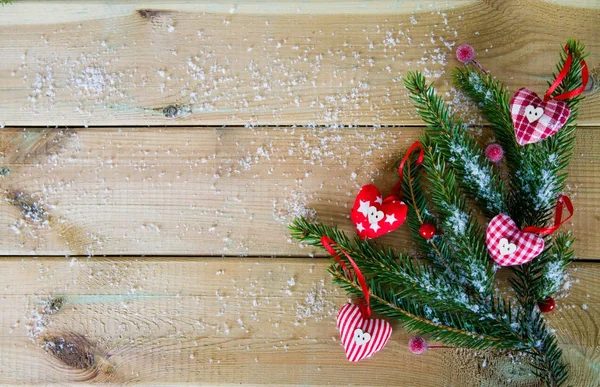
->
xmin=0 ymin=1 xmax=599 ymax=386
xmin=0 ymin=258 xmax=598 ymax=385
xmin=0 ymin=126 xmax=599 ymax=258
xmin=0 ymin=0 xmax=598 ymax=126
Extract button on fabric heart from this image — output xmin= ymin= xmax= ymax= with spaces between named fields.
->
xmin=524 ymin=105 xmax=544 ymax=123
xmin=510 ymin=88 xmax=570 ymax=146
xmin=498 ymin=238 xmax=517 ymax=256
xmin=351 ymin=184 xmax=407 ymax=240
xmin=353 ymin=328 xmax=371 ymax=346
xmin=337 ymin=304 xmax=392 ymax=362
xmin=486 ymin=214 xmax=545 ymax=266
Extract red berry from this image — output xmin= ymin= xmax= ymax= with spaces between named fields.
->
xmin=485 ymin=144 xmax=504 ymax=164
xmin=409 ymin=336 xmax=428 ymax=354
xmin=456 ymin=44 xmax=475 ymax=63
xmin=419 ymin=223 xmax=436 ymax=239
xmin=538 ymin=297 xmax=556 ymax=313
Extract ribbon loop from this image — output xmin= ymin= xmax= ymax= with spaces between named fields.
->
xmin=543 ymin=45 xmax=588 ymax=102
xmin=522 ymin=195 xmax=574 ymax=236
xmin=321 ymin=236 xmax=371 ymax=319
xmin=392 ymin=141 xmax=425 ymax=198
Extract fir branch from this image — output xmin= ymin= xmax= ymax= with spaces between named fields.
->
xmin=521 ymin=312 xmax=569 ymax=386
xmin=290 ymin=218 xmax=474 ymax=312
xmin=453 ymin=40 xmax=586 ymax=227
xmin=291 ymin=217 xmax=523 ymax=348
xmin=1 ymin=0 xmax=12 ymax=5
xmin=453 ymin=41 xmax=586 ymax=386
xmin=404 ymin=71 xmax=508 ymax=216
xmin=331 ymin=268 xmax=521 ymax=350
xmin=401 ymin=158 xmax=457 ymax=276
xmin=420 ymin=144 xmax=495 ymax=299
xmin=508 ymin=41 xmax=585 ymax=310
xmin=539 ymin=233 xmax=574 ymax=298
xmin=452 ymin=67 xmax=520 ymax=170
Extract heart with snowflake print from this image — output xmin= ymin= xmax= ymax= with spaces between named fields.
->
xmin=337 ymin=303 xmax=392 ymax=362
xmin=510 ymin=88 xmax=570 ymax=146
xmin=351 ymin=184 xmax=407 ymax=240
xmin=486 ymin=214 xmax=545 ymax=266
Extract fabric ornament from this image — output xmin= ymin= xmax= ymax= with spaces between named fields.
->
xmin=351 ymin=184 xmax=407 ymax=240
xmin=321 ymin=236 xmax=392 ymax=362
xmin=486 ymin=196 xmax=573 ymax=266
xmin=510 ymin=45 xmax=588 ymax=146
xmin=486 ymin=214 xmax=545 ymax=266
xmin=510 ymin=88 xmax=570 ymax=145
xmin=350 ymin=141 xmax=424 ymax=240
xmin=337 ymin=303 xmax=392 ymax=362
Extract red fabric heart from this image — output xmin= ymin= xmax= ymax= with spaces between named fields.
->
xmin=351 ymin=184 xmax=407 ymax=240
xmin=510 ymin=88 xmax=570 ymax=146
xmin=486 ymin=214 xmax=545 ymax=266
xmin=337 ymin=303 xmax=392 ymax=362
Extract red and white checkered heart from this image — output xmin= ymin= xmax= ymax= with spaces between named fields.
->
xmin=351 ymin=184 xmax=407 ymax=240
xmin=337 ymin=304 xmax=392 ymax=362
xmin=486 ymin=214 xmax=545 ymax=266
xmin=510 ymin=88 xmax=570 ymax=146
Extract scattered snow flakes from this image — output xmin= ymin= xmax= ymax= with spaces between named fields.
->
xmin=14 ymin=10 xmax=460 ymax=124
xmin=295 ymin=280 xmax=337 ymax=325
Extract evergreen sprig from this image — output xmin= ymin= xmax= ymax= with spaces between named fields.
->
xmin=453 ymin=42 xmax=584 ymax=351
xmin=405 ymin=71 xmax=508 ymax=216
xmin=290 ymin=217 xmax=523 ymax=349
xmin=290 ymin=40 xmax=586 ymax=387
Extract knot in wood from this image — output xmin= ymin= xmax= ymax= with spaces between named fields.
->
xmin=164 ymin=105 xmax=179 ymax=118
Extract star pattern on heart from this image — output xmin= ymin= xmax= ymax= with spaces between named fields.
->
xmin=486 ymin=214 xmax=545 ymax=266
xmin=337 ymin=304 xmax=392 ymax=362
xmin=510 ymin=88 xmax=570 ymax=146
xmin=351 ymin=185 xmax=407 ymax=240
xmin=385 ymin=213 xmax=397 ymax=225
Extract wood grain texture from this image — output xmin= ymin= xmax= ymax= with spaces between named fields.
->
xmin=0 ymin=126 xmax=598 ymax=258
xmin=0 ymin=257 xmax=597 ymax=386
xmin=0 ymin=0 xmax=598 ymax=126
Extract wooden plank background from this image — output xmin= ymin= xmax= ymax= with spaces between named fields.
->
xmin=0 ymin=1 xmax=599 ymax=386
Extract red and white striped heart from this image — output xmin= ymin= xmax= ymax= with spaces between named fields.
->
xmin=336 ymin=303 xmax=392 ymax=362
xmin=510 ymin=88 xmax=570 ymax=146
xmin=351 ymin=184 xmax=407 ymax=240
xmin=486 ymin=214 xmax=545 ymax=266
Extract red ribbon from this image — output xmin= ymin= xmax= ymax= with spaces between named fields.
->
xmin=321 ymin=236 xmax=371 ymax=319
xmin=543 ymin=45 xmax=589 ymax=102
xmin=392 ymin=141 xmax=424 ymax=198
xmin=522 ymin=195 xmax=574 ymax=236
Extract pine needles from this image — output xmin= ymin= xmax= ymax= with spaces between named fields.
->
xmin=290 ymin=40 xmax=587 ymax=387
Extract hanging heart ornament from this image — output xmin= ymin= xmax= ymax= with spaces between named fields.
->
xmin=337 ymin=303 xmax=392 ymax=362
xmin=486 ymin=214 xmax=545 ymax=266
xmin=351 ymin=184 xmax=407 ymax=239
xmin=510 ymin=88 xmax=570 ymax=146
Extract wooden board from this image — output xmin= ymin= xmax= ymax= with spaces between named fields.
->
xmin=0 ymin=257 xmax=598 ymax=386
xmin=0 ymin=0 xmax=599 ymax=126
xmin=1 ymin=1 xmax=599 ymax=386
xmin=1 ymin=126 xmax=599 ymax=258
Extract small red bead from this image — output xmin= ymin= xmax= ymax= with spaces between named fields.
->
xmin=456 ymin=44 xmax=475 ymax=63
xmin=538 ymin=297 xmax=556 ymax=313
xmin=485 ymin=143 xmax=504 ymax=164
xmin=409 ymin=336 xmax=428 ymax=355
xmin=419 ymin=223 xmax=436 ymax=239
